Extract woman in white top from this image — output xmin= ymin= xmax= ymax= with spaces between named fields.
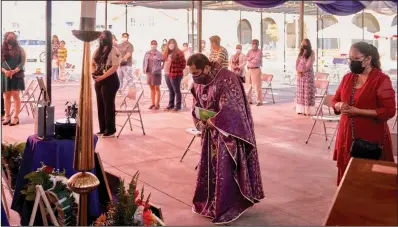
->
xmin=92 ymin=30 xmax=122 ymax=138
xmin=229 ymin=44 xmax=246 ymax=83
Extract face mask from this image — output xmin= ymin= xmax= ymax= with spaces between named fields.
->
xmin=236 ymin=49 xmax=241 ymax=54
xmin=168 ymin=44 xmax=175 ymax=50
xmin=100 ymin=38 xmax=110 ymax=46
xmin=151 ymin=45 xmax=157 ymax=51
xmin=122 ymin=37 xmax=128 ymax=42
xmin=7 ymin=39 xmax=17 ymax=46
xmin=192 ymin=66 xmax=211 ymax=84
xmin=349 ymin=60 xmax=366 ymax=74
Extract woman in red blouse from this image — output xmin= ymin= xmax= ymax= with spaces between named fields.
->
xmin=162 ymin=39 xmax=186 ymax=112
xmin=332 ymin=42 xmax=396 ymax=185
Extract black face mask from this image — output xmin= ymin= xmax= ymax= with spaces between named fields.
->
xmin=350 ymin=60 xmax=365 ymax=74
xmin=192 ymin=73 xmax=209 ymax=85
xmin=7 ymin=39 xmax=17 ymax=46
xmin=100 ymin=38 xmax=110 ymax=46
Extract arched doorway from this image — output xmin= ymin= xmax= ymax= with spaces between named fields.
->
xmin=317 ymin=15 xmax=339 ymax=50
xmin=352 ymin=12 xmax=380 ymax=47
xmin=237 ymin=19 xmax=252 ymax=45
xmin=262 ymin=18 xmax=279 ymax=50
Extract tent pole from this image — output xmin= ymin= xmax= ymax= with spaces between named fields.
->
xmin=283 ymin=13 xmax=286 ymax=73
xmin=187 ymin=9 xmax=189 ymax=46
xmin=105 ymin=0 xmax=108 ymax=29
xmin=316 ymin=7 xmax=319 ymax=73
xmin=362 ymin=10 xmax=365 ymax=41
xmin=197 ymin=0 xmax=202 ymax=53
xmin=191 ymin=0 xmax=195 ymax=52
xmin=239 ymin=10 xmax=242 ymax=44
xmin=125 ymin=4 xmax=128 ymax=33
xmin=46 ymin=0 xmax=52 ymax=103
xmin=260 ymin=9 xmax=263 ymax=53
xmin=299 ymin=0 xmax=304 ymax=43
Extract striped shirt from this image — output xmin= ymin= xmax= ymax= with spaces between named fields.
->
xmin=209 ymin=46 xmax=228 ymax=67
xmin=58 ymin=47 xmax=68 ymax=62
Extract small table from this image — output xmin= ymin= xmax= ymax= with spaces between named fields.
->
xmin=11 ymin=135 xmax=101 ymax=225
xmin=324 ymin=158 xmax=397 ymax=226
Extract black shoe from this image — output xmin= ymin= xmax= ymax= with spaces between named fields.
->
xmin=3 ymin=116 xmax=11 ymax=125
xmin=172 ymin=108 xmax=181 ymax=113
xmin=96 ymin=131 xmax=105 ymax=136
xmin=164 ymin=106 xmax=174 ymax=112
xmin=102 ymin=133 xmax=115 ymax=138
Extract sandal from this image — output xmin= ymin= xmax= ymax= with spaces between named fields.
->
xmin=10 ymin=117 xmax=19 ymax=126
xmin=2 ymin=115 xmax=11 ymax=125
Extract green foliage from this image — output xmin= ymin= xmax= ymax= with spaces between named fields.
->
xmin=1 ymin=141 xmax=26 ymax=189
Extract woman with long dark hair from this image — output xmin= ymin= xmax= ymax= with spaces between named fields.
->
xmin=163 ymin=39 xmax=186 ymax=112
xmin=296 ymin=38 xmax=316 ymax=116
xmin=92 ymin=30 xmax=121 ymax=138
xmin=52 ymin=35 xmax=60 ymax=58
xmin=332 ymin=42 xmax=396 ymax=185
xmin=1 ymin=32 xmax=26 ymax=126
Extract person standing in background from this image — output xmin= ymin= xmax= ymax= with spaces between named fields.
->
xmin=112 ymin=35 xmax=118 ymax=46
xmin=51 ymin=35 xmax=60 ymax=58
xmin=116 ymin=32 xmax=134 ymax=95
xmin=163 ymin=39 xmax=186 ymax=112
xmin=246 ymin=39 xmax=263 ymax=106
xmin=208 ymin=35 xmax=228 ymax=68
xmin=92 ymin=30 xmax=121 ymax=138
xmin=143 ymin=40 xmax=163 ymax=110
xmin=229 ymin=44 xmax=246 ymax=83
xmin=51 ymin=55 xmax=59 ymax=81
xmin=57 ymin=40 xmax=68 ymax=80
xmin=1 ymin=32 xmax=26 ymax=126
xmin=161 ymin=39 xmax=168 ymax=53
xmin=295 ymin=38 xmax=315 ymax=115
xmin=182 ymin=42 xmax=192 ymax=78
xmin=200 ymin=40 xmax=210 ymax=57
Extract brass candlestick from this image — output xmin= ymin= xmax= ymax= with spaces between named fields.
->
xmin=67 ymin=1 xmax=101 ymax=226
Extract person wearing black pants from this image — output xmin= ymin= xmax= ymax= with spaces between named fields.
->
xmin=162 ymin=39 xmax=186 ymax=112
xmin=92 ymin=31 xmax=121 ymax=138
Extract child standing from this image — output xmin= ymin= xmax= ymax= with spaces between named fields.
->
xmin=52 ymin=55 xmax=59 ymax=81
xmin=58 ymin=40 xmax=68 ymax=80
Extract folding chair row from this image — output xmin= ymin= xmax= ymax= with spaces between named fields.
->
xmin=116 ymin=88 xmax=145 ymax=138
xmin=305 ymin=94 xmax=340 ymax=149
xmin=10 ymin=80 xmax=39 ymax=118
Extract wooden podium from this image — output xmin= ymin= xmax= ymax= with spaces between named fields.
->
xmin=324 ymin=158 xmax=397 ymax=226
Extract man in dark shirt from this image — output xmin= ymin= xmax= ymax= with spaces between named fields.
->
xmin=116 ymin=32 xmax=134 ymax=94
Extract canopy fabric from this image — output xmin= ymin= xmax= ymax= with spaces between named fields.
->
xmin=234 ymin=0 xmax=397 ymax=16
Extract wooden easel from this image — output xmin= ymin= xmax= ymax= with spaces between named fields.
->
xmin=29 ymin=185 xmax=59 ymax=226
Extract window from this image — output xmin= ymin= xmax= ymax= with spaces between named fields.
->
xmin=237 ymin=19 xmax=252 ymax=45
xmin=317 ymin=38 xmax=339 ymax=50
xmin=391 ymin=39 xmax=397 ymax=60
xmin=131 ymin=18 xmax=135 ymax=26
xmin=351 ymin=39 xmax=379 ymax=48
xmin=148 ymin=16 xmax=155 ymax=26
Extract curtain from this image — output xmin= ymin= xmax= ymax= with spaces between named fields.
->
xmin=234 ymin=0 xmax=288 ymax=8
xmin=360 ymin=1 xmax=397 ymax=15
xmin=316 ymin=1 xmax=367 ymax=16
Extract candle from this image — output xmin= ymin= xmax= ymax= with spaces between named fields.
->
xmin=81 ymin=1 xmax=96 ymax=19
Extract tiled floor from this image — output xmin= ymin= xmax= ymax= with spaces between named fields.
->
xmin=2 ymin=81 xmax=397 ymax=226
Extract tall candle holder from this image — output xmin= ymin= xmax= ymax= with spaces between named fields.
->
xmin=67 ymin=1 xmax=101 ymax=226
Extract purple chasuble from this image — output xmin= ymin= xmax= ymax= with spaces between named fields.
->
xmin=190 ymin=62 xmax=264 ymax=224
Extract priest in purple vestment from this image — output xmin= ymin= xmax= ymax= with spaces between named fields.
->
xmin=187 ymin=53 xmax=264 ymax=224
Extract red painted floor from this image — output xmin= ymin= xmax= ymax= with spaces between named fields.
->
xmin=2 ymin=81 xmax=397 ymax=226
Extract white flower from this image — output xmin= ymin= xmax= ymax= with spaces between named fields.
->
xmin=133 ymin=205 xmax=144 ymax=225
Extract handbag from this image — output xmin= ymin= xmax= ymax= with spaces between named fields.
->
xmin=349 ymin=75 xmax=386 ymax=160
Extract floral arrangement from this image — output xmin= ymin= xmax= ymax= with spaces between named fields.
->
xmin=94 ymin=171 xmax=164 ymax=226
xmin=1 ymin=141 xmax=25 ymax=190
xmin=20 ymin=162 xmax=79 ymax=226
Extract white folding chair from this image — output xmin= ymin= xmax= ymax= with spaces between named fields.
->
xmin=181 ymin=76 xmax=193 ymax=107
xmin=315 ymin=72 xmax=329 ymax=80
xmin=61 ymin=63 xmax=75 ymax=83
xmin=305 ymin=94 xmax=340 ymax=149
xmin=180 ymin=128 xmax=202 ymax=165
xmin=115 ymin=88 xmax=145 ymax=138
xmin=11 ymin=80 xmax=39 ymax=118
xmin=314 ymin=80 xmax=330 ymax=116
xmin=261 ymin=73 xmax=275 ymax=104
xmin=132 ymin=68 xmax=145 ymax=91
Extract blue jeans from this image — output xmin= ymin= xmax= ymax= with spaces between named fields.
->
xmin=164 ymin=75 xmax=182 ymax=109
xmin=52 ymin=68 xmax=59 ymax=80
